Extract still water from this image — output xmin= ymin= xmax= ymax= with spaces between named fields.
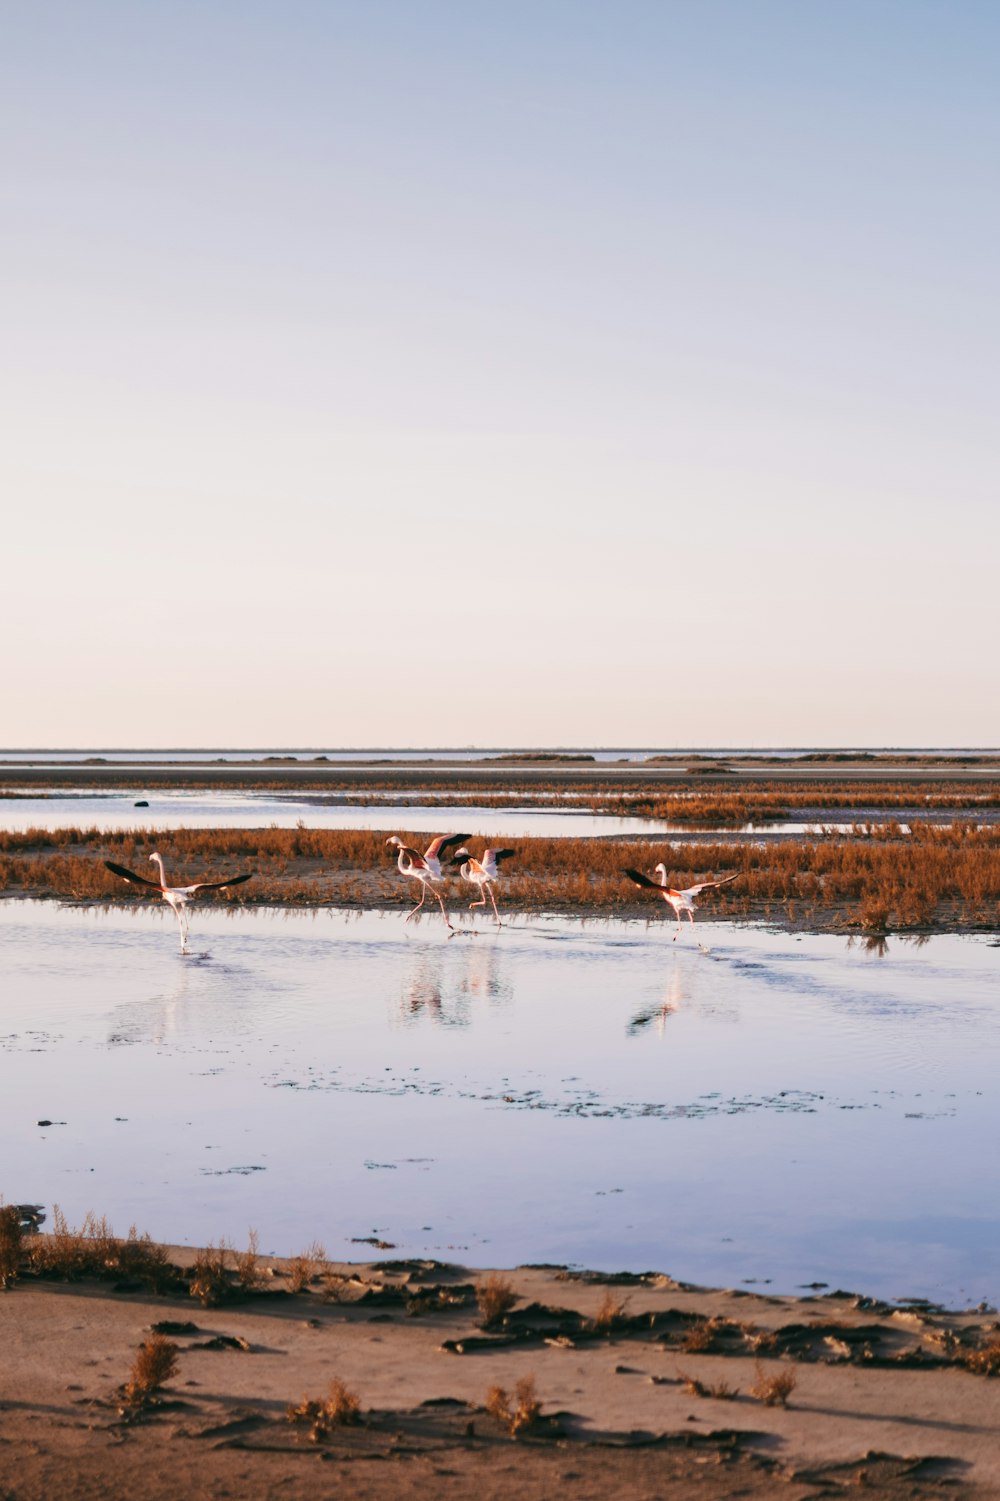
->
xmin=0 ymin=790 xmax=658 ymax=839
xmin=2 ymin=901 xmax=997 ymax=1308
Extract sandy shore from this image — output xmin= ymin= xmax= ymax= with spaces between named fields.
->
xmin=2 ymin=1250 xmax=998 ymax=1500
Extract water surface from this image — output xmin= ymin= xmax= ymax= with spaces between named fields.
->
xmin=2 ymin=901 xmax=997 ymax=1307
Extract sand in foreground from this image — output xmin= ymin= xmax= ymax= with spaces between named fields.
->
xmin=1 ymin=1251 xmax=998 ymax=1500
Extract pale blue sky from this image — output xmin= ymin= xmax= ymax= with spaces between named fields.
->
xmin=2 ymin=1 xmax=998 ymax=746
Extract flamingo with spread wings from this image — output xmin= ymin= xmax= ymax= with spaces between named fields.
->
xmin=452 ymin=846 xmax=516 ymax=927
xmin=104 ymin=852 xmax=252 ymax=951
xmin=624 ymin=864 xmax=738 ymax=939
xmin=385 ymin=833 xmax=470 ymax=929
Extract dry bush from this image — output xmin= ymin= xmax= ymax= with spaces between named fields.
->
xmin=965 ymin=1338 xmax=1000 ymax=1376
xmin=121 ymin=1335 xmax=179 ymax=1411
xmin=0 ymin=1206 xmax=24 ymax=1288
xmin=476 ymin=1273 xmax=518 ymax=1327
xmin=678 ymin=1370 xmax=740 ymax=1400
xmin=682 ymin=1316 xmax=727 ymax=1353
xmin=235 ymin=1229 xmax=263 ymax=1291
xmin=485 ymin=1375 xmax=542 ymax=1436
xmin=27 ymin=1208 xmax=173 ymax=1290
xmin=189 ymin=1241 xmax=232 ymax=1307
xmin=592 ymin=1289 xmax=630 ymax=1333
xmin=287 ymin=1378 xmax=362 ymax=1440
xmin=287 ymin=1240 xmax=326 ymax=1294
xmin=750 ymin=1360 xmax=796 ymax=1407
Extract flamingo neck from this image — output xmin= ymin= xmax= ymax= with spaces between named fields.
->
xmin=151 ymin=853 xmax=167 ymax=887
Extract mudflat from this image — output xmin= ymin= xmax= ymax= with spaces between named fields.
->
xmin=1 ymin=1251 xmax=998 ymax=1500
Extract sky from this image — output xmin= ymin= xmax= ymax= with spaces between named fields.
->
xmin=2 ymin=0 xmax=998 ymax=747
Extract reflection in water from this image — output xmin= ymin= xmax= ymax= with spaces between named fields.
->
xmin=398 ymin=937 xmax=512 ymax=1025
xmin=108 ymin=964 xmax=197 ymax=1047
xmin=628 ymin=958 xmax=687 ymax=1036
xmin=399 ymin=951 xmax=452 ymax=1024
xmin=846 ymin=932 xmax=934 ymax=959
xmin=456 ymin=940 xmax=512 ymax=1005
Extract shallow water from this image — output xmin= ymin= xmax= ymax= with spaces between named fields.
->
xmin=0 ymin=789 xmax=658 ymax=839
xmin=3 ymin=901 xmax=998 ymax=1307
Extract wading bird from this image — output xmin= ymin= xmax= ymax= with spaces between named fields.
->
xmin=623 ymin=865 xmax=738 ymax=939
xmin=451 ymin=846 xmax=516 ymax=927
xmin=385 ymin=833 xmax=470 ymax=929
xmin=104 ymin=853 xmax=253 ymax=952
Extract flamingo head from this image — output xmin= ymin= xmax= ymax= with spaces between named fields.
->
xmin=654 ymin=863 xmax=668 ymax=881
xmin=385 ymin=836 xmax=403 ymax=849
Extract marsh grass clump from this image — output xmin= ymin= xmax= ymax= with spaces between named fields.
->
xmin=120 ymin=1334 xmax=179 ymax=1412
xmin=965 ymin=1337 xmax=1000 ymax=1376
xmin=189 ymin=1240 xmax=232 ymax=1307
xmin=485 ymin=1375 xmax=542 ymax=1437
xmin=678 ymin=1371 xmax=740 ymax=1400
xmin=235 ymin=1229 xmax=263 ymax=1291
xmin=0 ymin=1206 xmax=24 ymax=1288
xmin=591 ymin=1289 xmax=630 ymax=1333
xmin=750 ymin=1360 xmax=796 ymax=1407
xmin=681 ymin=1316 xmax=728 ymax=1353
xmin=476 ymin=1273 xmax=518 ymax=1327
xmin=287 ymin=1240 xmax=326 ymax=1294
xmin=286 ymin=1378 xmax=362 ymax=1441
xmin=27 ymin=1208 xmax=174 ymax=1290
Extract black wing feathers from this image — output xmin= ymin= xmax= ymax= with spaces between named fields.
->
xmin=104 ymin=860 xmax=162 ymax=890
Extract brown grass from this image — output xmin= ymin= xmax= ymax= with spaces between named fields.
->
xmin=485 ymin=1375 xmax=542 ymax=1436
xmin=0 ymin=1206 xmax=24 ymax=1288
xmin=287 ymin=1240 xmax=326 ymax=1294
xmin=27 ymin=1208 xmax=172 ymax=1290
xmin=3 ymin=791 xmax=1000 ymax=933
xmin=678 ymin=1370 xmax=740 ymax=1400
xmin=189 ymin=1240 xmax=232 ymax=1306
xmin=286 ymin=1378 xmax=362 ymax=1440
xmin=121 ymin=1334 xmax=179 ymax=1411
xmin=235 ymin=1229 xmax=263 ymax=1291
xmin=964 ymin=1338 xmax=1000 ymax=1376
xmin=750 ymin=1360 xmax=797 ymax=1406
xmin=476 ymin=1273 xmax=518 ymax=1327
xmin=591 ymin=1289 xmax=630 ymax=1333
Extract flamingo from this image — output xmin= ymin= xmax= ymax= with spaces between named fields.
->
xmin=451 ymin=846 xmax=516 ymax=927
xmin=385 ymin=833 xmax=470 ymax=929
xmin=104 ymin=852 xmax=252 ymax=951
xmin=624 ymin=864 xmax=738 ymax=939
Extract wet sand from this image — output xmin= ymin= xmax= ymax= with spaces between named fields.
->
xmin=2 ymin=1251 xmax=998 ymax=1500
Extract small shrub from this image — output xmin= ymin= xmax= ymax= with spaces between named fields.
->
xmin=965 ymin=1338 xmax=1000 ymax=1376
xmin=592 ymin=1289 xmax=630 ymax=1333
xmin=750 ymin=1360 xmax=796 ymax=1407
xmin=287 ymin=1378 xmax=362 ymax=1441
xmin=235 ymin=1229 xmax=263 ymax=1291
xmin=476 ymin=1273 xmax=517 ymax=1327
xmin=678 ymin=1370 xmax=740 ymax=1400
xmin=485 ymin=1375 xmax=542 ymax=1436
xmin=190 ymin=1241 xmax=232 ymax=1307
xmin=121 ymin=1335 xmax=179 ymax=1411
xmin=0 ymin=1206 xmax=24 ymax=1288
xmin=682 ymin=1316 xmax=725 ymax=1353
xmin=288 ymin=1240 xmax=326 ymax=1294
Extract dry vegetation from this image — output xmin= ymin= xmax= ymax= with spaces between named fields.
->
xmin=0 ymin=1206 xmax=24 ymax=1288
xmin=750 ymin=1361 xmax=797 ymax=1407
xmin=485 ymin=1375 xmax=543 ymax=1437
xmin=286 ymin=1379 xmax=362 ymax=1440
xmin=120 ymin=1335 xmax=179 ymax=1412
xmin=476 ymin=1272 xmax=518 ymax=1327
xmin=24 ymin=1208 xmax=172 ymax=1290
xmin=2 ymin=775 xmax=1000 ymax=934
